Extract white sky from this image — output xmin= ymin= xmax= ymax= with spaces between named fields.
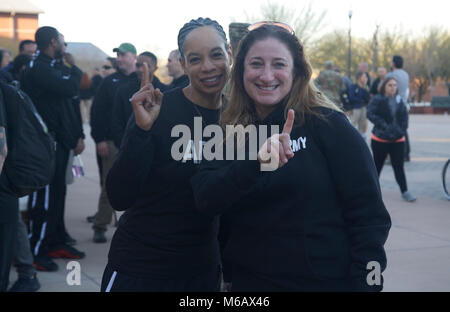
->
xmin=32 ymin=0 xmax=450 ymax=62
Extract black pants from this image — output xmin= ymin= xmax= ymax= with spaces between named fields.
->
xmin=404 ymin=130 xmax=410 ymax=159
xmin=96 ymin=150 xmax=103 ymax=187
xmin=28 ymin=143 xmax=69 ymax=256
xmin=371 ymin=140 xmax=408 ymax=193
xmin=0 ymin=221 xmax=18 ymax=291
xmin=100 ymin=264 xmax=221 ymax=292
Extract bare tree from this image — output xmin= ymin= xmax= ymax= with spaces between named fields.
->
xmin=245 ymin=0 xmax=327 ymax=46
xmin=308 ymin=30 xmax=372 ymax=78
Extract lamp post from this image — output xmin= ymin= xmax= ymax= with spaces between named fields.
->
xmin=372 ymin=24 xmax=380 ymax=77
xmin=347 ymin=10 xmax=352 ymax=79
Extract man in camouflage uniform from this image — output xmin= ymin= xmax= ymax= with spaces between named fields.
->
xmin=314 ymin=60 xmax=346 ymax=108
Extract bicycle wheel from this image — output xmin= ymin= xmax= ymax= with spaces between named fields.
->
xmin=442 ymin=159 xmax=450 ymax=200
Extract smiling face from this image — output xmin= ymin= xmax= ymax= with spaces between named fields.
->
xmin=243 ymin=37 xmax=294 ymax=117
xmin=180 ymin=26 xmax=231 ymax=97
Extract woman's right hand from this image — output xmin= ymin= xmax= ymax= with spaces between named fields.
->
xmin=130 ymin=62 xmax=163 ymax=131
xmin=258 ymin=109 xmax=295 ymax=171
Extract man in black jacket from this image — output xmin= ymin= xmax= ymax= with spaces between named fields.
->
xmin=111 ymin=51 xmax=167 ymax=149
xmin=21 ymin=26 xmax=85 ymax=271
xmin=57 ymin=55 xmax=86 ymax=246
xmin=89 ymin=43 xmax=137 ymax=243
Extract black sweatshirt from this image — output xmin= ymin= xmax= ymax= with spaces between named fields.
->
xmin=105 ymin=88 xmax=221 ymax=279
xmin=21 ymin=53 xmax=82 ymax=149
xmin=90 ymin=71 xmax=138 ymax=143
xmin=191 ymin=105 xmax=391 ymax=291
xmin=110 ymin=76 xmax=168 ymax=149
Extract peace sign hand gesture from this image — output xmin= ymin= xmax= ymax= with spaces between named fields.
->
xmin=258 ymin=109 xmax=295 ymax=171
xmin=130 ymin=62 xmax=163 ymax=131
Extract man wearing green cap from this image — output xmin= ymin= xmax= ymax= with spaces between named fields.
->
xmin=90 ymin=42 xmax=138 ymax=243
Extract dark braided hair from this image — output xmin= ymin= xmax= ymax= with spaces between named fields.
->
xmin=177 ymin=17 xmax=228 ymax=59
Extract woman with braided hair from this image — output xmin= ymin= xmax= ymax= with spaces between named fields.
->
xmin=101 ymin=17 xmax=232 ymax=292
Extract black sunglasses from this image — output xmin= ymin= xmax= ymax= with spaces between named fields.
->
xmin=102 ymin=65 xmax=112 ymax=70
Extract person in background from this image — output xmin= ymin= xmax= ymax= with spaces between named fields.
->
xmin=386 ymin=55 xmax=411 ymax=162
xmin=79 ymin=72 xmax=92 ymax=124
xmin=0 ymin=41 xmax=36 ymax=84
xmin=19 ymin=40 xmax=37 ymax=58
xmin=90 ymin=67 xmax=103 ymax=97
xmin=0 ymin=50 xmax=12 ymax=70
xmin=348 ymin=71 xmax=370 ymax=138
xmin=314 ymin=60 xmax=346 ymax=109
xmin=86 ymin=58 xmax=117 ymax=224
xmin=101 ymin=57 xmax=117 ymax=78
xmin=4 ymin=54 xmax=40 ymax=292
xmin=89 ymin=43 xmax=137 ymax=243
xmin=166 ymin=49 xmax=189 ymax=90
xmin=367 ymin=77 xmax=416 ymax=202
xmin=111 ymin=51 xmax=167 ymax=151
xmin=358 ymin=62 xmax=371 ymax=89
xmin=0 ymin=81 xmax=13 ymax=292
xmin=21 ymin=26 xmax=85 ymax=272
xmin=86 ymin=65 xmax=107 ymax=197
xmin=370 ymin=67 xmax=387 ymax=98
xmin=0 ymin=50 xmax=13 ymax=83
xmin=9 ymin=55 xmax=32 ymax=84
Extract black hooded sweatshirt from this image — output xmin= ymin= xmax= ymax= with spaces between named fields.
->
xmin=190 ymin=104 xmax=391 ymax=291
xmin=105 ymin=87 xmax=221 ymax=279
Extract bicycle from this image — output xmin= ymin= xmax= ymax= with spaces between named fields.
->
xmin=442 ymin=158 xmax=450 ymax=200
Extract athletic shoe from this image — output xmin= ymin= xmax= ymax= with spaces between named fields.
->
xmin=402 ymin=191 xmax=417 ymax=202
xmin=47 ymin=244 xmax=85 ymax=259
xmin=93 ymin=229 xmax=107 ymax=243
xmin=64 ymin=232 xmax=77 ymax=246
xmin=33 ymin=254 xmax=58 ymax=272
xmin=8 ymin=274 xmax=41 ymax=292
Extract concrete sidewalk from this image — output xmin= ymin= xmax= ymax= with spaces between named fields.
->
xmin=380 ymin=188 xmax=450 ymax=291
xmin=7 ymin=114 xmax=450 ymax=292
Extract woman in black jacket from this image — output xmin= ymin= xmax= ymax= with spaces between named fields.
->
xmin=102 ymin=17 xmax=232 ymax=292
xmin=367 ymin=77 xmax=416 ymax=202
xmin=191 ymin=23 xmax=391 ymax=292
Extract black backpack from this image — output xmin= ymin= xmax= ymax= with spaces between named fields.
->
xmin=0 ymin=82 xmax=56 ymax=197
